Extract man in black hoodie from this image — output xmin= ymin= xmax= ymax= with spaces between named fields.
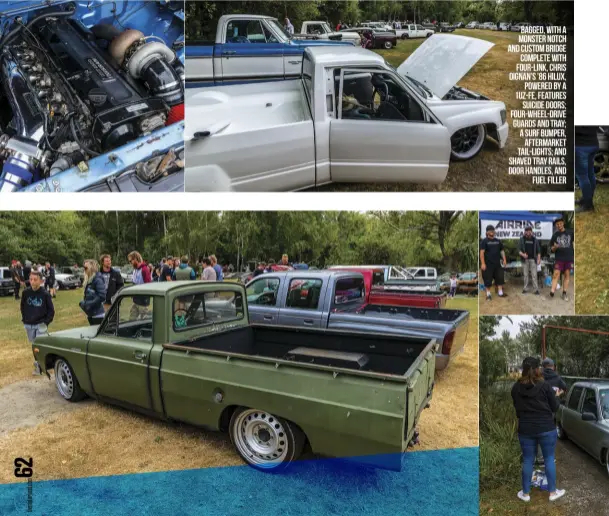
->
xmin=21 ymin=270 xmax=54 ymax=344
xmin=511 ymin=357 xmax=565 ymax=502
xmin=542 ymin=358 xmax=567 ymax=394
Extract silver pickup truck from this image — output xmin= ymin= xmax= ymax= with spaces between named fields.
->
xmin=245 ymin=270 xmax=469 ymax=370
xmin=556 ymin=381 xmax=609 ymax=477
xmin=185 ymin=35 xmax=508 ymax=191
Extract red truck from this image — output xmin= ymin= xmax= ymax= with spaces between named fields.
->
xmin=330 ymin=267 xmax=447 ymax=309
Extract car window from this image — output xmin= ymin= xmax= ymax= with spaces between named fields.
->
xmin=306 ymin=24 xmax=321 ymax=34
xmin=334 ymin=277 xmax=365 ymax=305
xmin=416 ymin=25 xmax=424 ymax=30
xmin=286 ymin=278 xmax=322 ymax=309
xmin=173 ymin=291 xmax=244 ymax=331
xmin=102 ymin=295 xmax=153 ymax=340
xmin=226 ymin=20 xmax=267 ymax=44
xmin=1 ymin=269 xmax=10 ymax=279
xmin=600 ymin=389 xmax=609 ymax=419
xmin=337 ymin=70 xmax=427 ymax=123
xmin=372 ymin=270 xmax=384 ymax=286
xmin=246 ymin=278 xmax=280 ymax=306
xmin=582 ymin=389 xmax=598 ymax=417
xmin=567 ymin=386 xmax=583 ymax=411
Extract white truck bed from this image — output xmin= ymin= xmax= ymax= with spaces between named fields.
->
xmin=185 ymin=80 xmax=311 ymax=138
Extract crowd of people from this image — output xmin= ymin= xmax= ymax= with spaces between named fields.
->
xmin=9 ymin=260 xmax=65 ymax=301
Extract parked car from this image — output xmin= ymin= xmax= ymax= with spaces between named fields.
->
xmin=498 ymin=22 xmax=511 ymax=31
xmin=511 ymin=22 xmax=531 ymax=32
xmin=438 ymin=23 xmax=456 ymax=33
xmin=298 ymin=21 xmax=361 ymax=45
xmin=32 ymin=280 xmax=437 ymax=472
xmin=395 ymin=24 xmax=434 ymax=39
xmin=556 ymin=381 xmax=609 ymax=477
xmin=465 ymin=21 xmax=479 ymax=29
xmin=348 ymin=27 xmax=397 ymax=49
xmin=480 ymin=22 xmax=496 ymax=30
xmin=186 ymin=37 xmax=508 ymax=191
xmin=454 ymin=22 xmax=465 ymax=29
xmin=330 ymin=265 xmax=438 ymax=291
xmin=59 ymin=266 xmax=84 ymax=286
xmin=457 ymin=272 xmax=478 ymax=296
xmin=245 ymin=270 xmax=468 ymax=370
xmin=0 ymin=266 xmax=15 ymax=296
xmin=0 ymin=1 xmax=185 ymax=193
xmin=54 ymin=273 xmax=80 ymax=290
xmin=118 ymin=265 xmax=134 ymax=284
xmin=185 ymin=15 xmax=352 ymax=85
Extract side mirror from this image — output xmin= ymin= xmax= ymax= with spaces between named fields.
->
xmin=582 ymin=412 xmax=597 ymax=422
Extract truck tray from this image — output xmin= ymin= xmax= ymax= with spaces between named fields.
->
xmin=285 ymin=347 xmax=369 ymax=369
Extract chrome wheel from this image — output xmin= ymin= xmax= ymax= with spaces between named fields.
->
xmin=451 ymin=124 xmax=486 ymax=160
xmin=384 ymin=41 xmax=392 ymax=49
xmin=55 ymin=359 xmax=74 ymax=399
xmin=232 ymin=409 xmax=289 ymax=468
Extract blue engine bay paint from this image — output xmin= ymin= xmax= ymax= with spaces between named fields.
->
xmin=0 ymin=0 xmax=185 ymax=192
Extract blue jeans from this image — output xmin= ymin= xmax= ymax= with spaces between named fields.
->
xmin=24 ymin=323 xmax=48 ymax=344
xmin=575 ymin=145 xmax=598 ymax=204
xmin=518 ymin=429 xmax=557 ymax=493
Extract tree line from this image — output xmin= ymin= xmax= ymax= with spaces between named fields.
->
xmin=187 ymin=0 xmax=573 ymax=40
xmin=0 ymin=211 xmax=477 ymax=273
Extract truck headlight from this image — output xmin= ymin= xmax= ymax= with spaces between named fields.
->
xmin=500 ymin=109 xmax=507 ymax=125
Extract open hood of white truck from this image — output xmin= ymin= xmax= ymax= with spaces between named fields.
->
xmin=396 ymin=34 xmax=494 ymax=99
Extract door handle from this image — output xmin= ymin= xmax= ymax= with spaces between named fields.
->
xmin=288 ymin=60 xmax=301 ymax=65
xmin=303 ymin=319 xmax=314 ymax=325
xmin=222 ymin=50 xmax=236 ymax=55
xmin=263 ymin=315 xmax=273 ymax=321
xmin=134 ymin=351 xmax=147 ymax=360
xmin=191 ymin=131 xmax=210 ymax=141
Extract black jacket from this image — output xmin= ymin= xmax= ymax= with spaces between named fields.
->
xmin=79 ymin=273 xmax=107 ymax=316
xmin=543 ymin=368 xmax=567 ymax=392
xmin=21 ymin=287 xmax=55 ymax=325
xmin=100 ymin=267 xmax=124 ymax=304
xmin=511 ymin=380 xmax=560 ymax=436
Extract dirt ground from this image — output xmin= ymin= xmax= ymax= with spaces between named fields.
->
xmin=0 ymin=296 xmax=478 ymax=483
xmin=575 ymin=186 xmax=609 ymax=314
xmin=317 ymin=29 xmax=571 ymax=193
xmin=479 ymin=273 xmax=575 ymax=315
xmin=480 ymin=438 xmax=609 ymax=515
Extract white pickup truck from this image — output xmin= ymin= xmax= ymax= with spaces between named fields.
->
xmin=185 ymin=35 xmax=509 ymax=192
xmin=298 ymin=21 xmax=361 ymax=45
xmin=395 ymin=24 xmax=435 ymax=39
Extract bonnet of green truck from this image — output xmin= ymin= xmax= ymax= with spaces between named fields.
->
xmin=0 ymin=0 xmax=184 ymax=192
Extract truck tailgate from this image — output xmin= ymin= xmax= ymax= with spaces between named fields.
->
xmin=404 ymin=339 xmax=436 ymax=444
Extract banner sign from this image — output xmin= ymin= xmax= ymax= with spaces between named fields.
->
xmin=480 ymin=219 xmax=554 ymax=240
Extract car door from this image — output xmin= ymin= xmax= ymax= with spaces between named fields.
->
xmin=219 ymin=18 xmax=284 ymax=81
xmin=246 ymin=276 xmax=281 ymax=324
xmin=329 ymin=68 xmax=451 ymax=184
xmin=562 ymin=386 xmax=584 ymax=444
xmin=579 ymin=388 xmax=605 ymax=458
xmin=278 ymin=277 xmax=325 ymax=328
xmin=86 ymin=295 xmax=155 ymax=409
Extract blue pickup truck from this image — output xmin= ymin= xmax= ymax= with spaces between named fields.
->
xmin=186 ymin=14 xmax=353 ymax=86
xmin=245 ymin=270 xmax=469 ymax=370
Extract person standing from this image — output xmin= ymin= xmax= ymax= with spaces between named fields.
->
xmin=80 ymin=260 xmax=107 ymax=325
xmin=574 ymin=126 xmax=601 ymax=213
xmin=253 ymin=262 xmax=265 ymax=278
xmin=21 ymin=270 xmax=54 ymax=343
xmin=511 ymin=357 xmax=565 ymax=503
xmin=23 ymin=260 xmax=32 ymax=288
xmin=284 ymin=17 xmax=294 ymax=36
xmin=479 ymin=225 xmax=507 ymax=301
xmin=44 ymin=262 xmax=57 ymax=298
xmin=99 ymin=254 xmax=124 ymax=310
xmin=174 ymin=255 xmax=196 ymax=280
xmin=128 ymin=251 xmax=152 ymax=319
xmin=160 ymin=256 xmax=174 ymax=281
xmin=549 ymin=218 xmax=574 ymax=301
xmin=10 ymin=260 xmax=24 ymax=300
xmin=518 ymin=227 xmax=541 ymax=295
xmin=210 ymin=255 xmax=223 ymax=281
xmin=449 ymin=274 xmax=457 ymax=298
xmin=542 ymin=358 xmax=568 ymax=393
xmin=201 ymin=258 xmax=217 ymax=281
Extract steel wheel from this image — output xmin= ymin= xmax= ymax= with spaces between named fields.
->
xmin=55 ymin=359 xmax=74 ymax=399
xmin=451 ymin=124 xmax=486 ymax=161
xmin=594 ymin=151 xmax=609 ymax=183
xmin=229 ymin=408 xmax=305 ymax=471
xmin=53 ymin=358 xmax=85 ymax=402
xmin=384 ymin=40 xmax=393 ymax=49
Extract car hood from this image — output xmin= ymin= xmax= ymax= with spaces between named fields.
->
xmin=396 ymin=34 xmax=494 ymax=99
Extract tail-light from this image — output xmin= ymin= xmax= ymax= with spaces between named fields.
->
xmin=442 ymin=330 xmax=456 ymax=356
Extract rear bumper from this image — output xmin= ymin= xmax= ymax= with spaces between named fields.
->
xmin=0 ymin=285 xmax=15 ymax=295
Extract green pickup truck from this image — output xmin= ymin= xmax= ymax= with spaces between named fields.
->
xmin=31 ymin=281 xmax=437 ymax=471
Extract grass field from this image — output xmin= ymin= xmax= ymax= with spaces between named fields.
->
xmin=0 ymin=291 xmax=478 ymax=484
xmin=575 ymin=186 xmax=609 ymax=314
xmin=318 ymin=29 xmax=548 ymax=193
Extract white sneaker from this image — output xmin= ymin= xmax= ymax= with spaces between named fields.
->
xmin=517 ymin=491 xmax=530 ymax=502
xmin=549 ymin=489 xmax=566 ymax=501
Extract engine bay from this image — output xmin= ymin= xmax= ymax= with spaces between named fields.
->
xmin=0 ymin=1 xmax=184 ymax=192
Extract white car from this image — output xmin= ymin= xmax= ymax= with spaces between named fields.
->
xmin=466 ymin=21 xmax=479 ymax=29
xmin=396 ymin=24 xmax=435 ymax=39
xmin=299 ymin=21 xmax=361 ymax=46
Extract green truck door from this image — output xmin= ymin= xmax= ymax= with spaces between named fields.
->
xmin=87 ymin=296 xmax=155 ymax=409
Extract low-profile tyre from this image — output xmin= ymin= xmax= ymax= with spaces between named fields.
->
xmin=450 ymin=124 xmax=487 ymax=161
xmin=556 ymin=422 xmax=567 ymax=440
xmin=54 ymin=358 xmax=86 ymax=402
xmin=229 ymin=407 xmax=305 ymax=472
xmin=384 ymin=41 xmax=393 ymax=49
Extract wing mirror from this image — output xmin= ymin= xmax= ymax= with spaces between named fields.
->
xmin=582 ymin=412 xmax=597 ymax=421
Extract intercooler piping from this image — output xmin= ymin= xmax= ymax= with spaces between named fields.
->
xmin=0 ymin=135 xmax=42 ymax=192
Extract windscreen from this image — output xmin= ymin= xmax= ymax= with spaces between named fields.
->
xmin=334 ymin=277 xmax=365 ymax=305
